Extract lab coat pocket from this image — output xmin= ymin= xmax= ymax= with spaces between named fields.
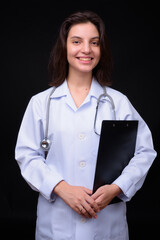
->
xmin=36 ymin=195 xmax=74 ymax=240
xmin=93 ymin=202 xmax=128 ymax=240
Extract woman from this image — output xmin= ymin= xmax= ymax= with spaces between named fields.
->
xmin=15 ymin=11 xmax=156 ymax=240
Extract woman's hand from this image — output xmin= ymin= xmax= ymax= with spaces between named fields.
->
xmin=54 ymin=181 xmax=100 ymax=219
xmin=91 ymin=184 xmax=122 ymax=210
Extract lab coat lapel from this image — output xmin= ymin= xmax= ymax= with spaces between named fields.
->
xmin=89 ymin=78 xmax=106 ymax=101
xmin=50 ymin=80 xmax=78 ymax=111
xmin=50 ymin=78 xmax=106 ymax=111
xmin=50 ymin=80 xmax=67 ymax=99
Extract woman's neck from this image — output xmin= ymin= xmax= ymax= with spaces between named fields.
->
xmin=67 ymin=71 xmax=92 ymax=108
xmin=67 ymin=70 xmax=92 ymax=89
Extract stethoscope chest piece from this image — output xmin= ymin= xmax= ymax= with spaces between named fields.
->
xmin=41 ymin=138 xmax=51 ymax=151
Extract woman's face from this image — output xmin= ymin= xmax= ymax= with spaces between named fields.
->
xmin=66 ymin=22 xmax=101 ymax=76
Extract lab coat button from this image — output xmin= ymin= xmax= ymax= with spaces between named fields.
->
xmin=80 ymin=217 xmax=87 ymax=223
xmin=79 ymin=161 xmax=86 ymax=168
xmin=78 ymin=133 xmax=86 ymax=140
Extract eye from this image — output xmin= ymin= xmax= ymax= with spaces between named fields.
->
xmin=72 ymin=40 xmax=81 ymax=45
xmin=91 ymin=41 xmax=100 ymax=46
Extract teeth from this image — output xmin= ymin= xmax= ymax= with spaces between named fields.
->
xmin=79 ymin=57 xmax=92 ymax=61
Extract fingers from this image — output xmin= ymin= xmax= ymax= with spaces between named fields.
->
xmin=77 ymin=194 xmax=100 ymax=219
xmin=82 ymin=200 xmax=98 ymax=219
xmin=83 ymin=187 xmax=93 ymax=195
xmin=56 ymin=183 xmax=100 ymax=218
xmin=76 ymin=187 xmax=99 ymax=217
xmin=83 ymin=187 xmax=100 ymax=212
xmin=91 ymin=185 xmax=121 ymax=210
xmin=85 ymin=194 xmax=100 ymax=213
xmin=91 ymin=189 xmax=101 ymax=200
xmin=79 ymin=205 xmax=93 ymax=219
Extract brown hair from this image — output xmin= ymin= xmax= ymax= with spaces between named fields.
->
xmin=48 ymin=10 xmax=113 ymax=87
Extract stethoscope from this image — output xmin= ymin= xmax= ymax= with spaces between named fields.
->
xmin=40 ymin=86 xmax=116 ymax=152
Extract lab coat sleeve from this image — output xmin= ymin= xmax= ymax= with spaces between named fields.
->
xmin=113 ymin=96 xmax=157 ymax=202
xmin=15 ymin=96 xmax=64 ymax=202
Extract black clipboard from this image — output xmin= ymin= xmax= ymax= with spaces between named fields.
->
xmin=93 ymin=120 xmax=138 ymax=204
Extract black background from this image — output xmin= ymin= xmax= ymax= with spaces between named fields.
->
xmin=1 ymin=1 xmax=160 ymax=239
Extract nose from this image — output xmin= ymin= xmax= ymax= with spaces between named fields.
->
xmin=81 ymin=41 xmax=91 ymax=54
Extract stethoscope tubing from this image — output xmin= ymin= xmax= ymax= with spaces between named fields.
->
xmin=40 ymin=87 xmax=56 ymax=151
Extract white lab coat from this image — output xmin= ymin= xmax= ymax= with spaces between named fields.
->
xmin=15 ymin=78 xmax=156 ymax=240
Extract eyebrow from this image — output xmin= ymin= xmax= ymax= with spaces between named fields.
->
xmin=70 ymin=36 xmax=100 ymax=40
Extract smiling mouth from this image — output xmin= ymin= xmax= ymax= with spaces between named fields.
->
xmin=77 ymin=57 xmax=93 ymax=61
